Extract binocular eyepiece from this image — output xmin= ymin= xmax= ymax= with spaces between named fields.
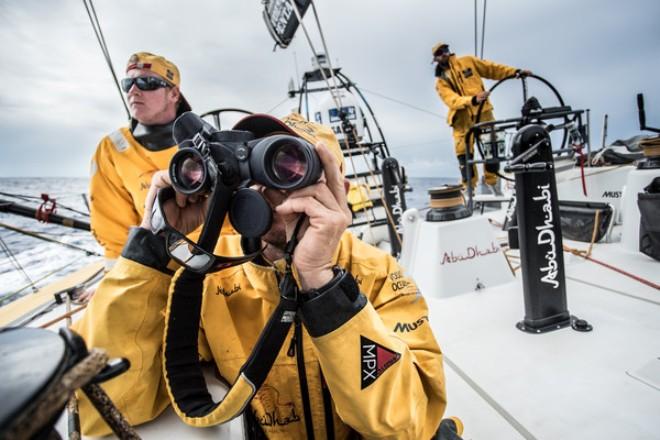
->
xmin=170 ymin=112 xmax=322 ymax=195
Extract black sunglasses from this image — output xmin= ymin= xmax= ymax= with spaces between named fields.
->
xmin=156 ymin=188 xmax=263 ymax=273
xmin=120 ymin=76 xmax=172 ymax=93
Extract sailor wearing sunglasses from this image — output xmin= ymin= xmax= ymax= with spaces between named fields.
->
xmin=88 ymin=52 xmax=192 ymax=268
xmin=83 ymin=53 xmax=231 ymax=301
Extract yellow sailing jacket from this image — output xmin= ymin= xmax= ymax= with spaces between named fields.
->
xmin=89 ymin=127 xmax=177 ymax=259
xmin=434 ymin=55 xmax=517 ymax=128
xmin=89 ymin=127 xmax=234 ymax=261
xmin=72 ymin=229 xmax=446 ymax=439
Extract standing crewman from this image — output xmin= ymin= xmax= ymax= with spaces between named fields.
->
xmin=432 ymin=42 xmax=531 ymax=192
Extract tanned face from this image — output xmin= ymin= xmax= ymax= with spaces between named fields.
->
xmin=125 ymin=68 xmax=179 ymax=125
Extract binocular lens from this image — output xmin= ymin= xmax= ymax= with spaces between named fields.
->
xmin=180 ymin=156 xmax=205 ymax=187
xmin=272 ymin=144 xmax=309 ymax=185
xmin=249 ymin=135 xmax=321 ymax=190
xmin=170 ymin=149 xmax=208 ymax=194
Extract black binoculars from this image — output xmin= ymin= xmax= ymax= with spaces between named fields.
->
xmin=170 ymin=112 xmax=322 ymax=195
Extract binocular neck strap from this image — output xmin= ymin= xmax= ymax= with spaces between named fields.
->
xmin=196 ymin=181 xmax=234 ymax=252
xmin=161 ymin=217 xmax=306 ymax=427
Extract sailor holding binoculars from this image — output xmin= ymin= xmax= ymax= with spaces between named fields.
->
xmin=74 ymin=111 xmax=448 ymax=438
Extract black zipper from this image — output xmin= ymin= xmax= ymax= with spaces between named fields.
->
xmin=289 ymin=315 xmax=315 ymax=440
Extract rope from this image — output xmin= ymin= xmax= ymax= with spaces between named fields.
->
xmin=65 ymin=293 xmax=82 ymax=439
xmin=4 ymin=349 xmax=109 ymax=440
xmin=429 ymin=196 xmax=464 ymax=209
xmin=81 ymin=382 xmax=141 ymax=439
xmin=563 ymin=244 xmax=660 ymax=290
xmin=0 ymin=222 xmax=101 ymax=256
xmin=0 ymin=236 xmax=38 ymax=293
xmin=81 ymin=0 xmax=130 ymax=119
xmin=585 ymin=209 xmax=601 ymax=257
xmin=39 ymin=304 xmax=88 ymax=329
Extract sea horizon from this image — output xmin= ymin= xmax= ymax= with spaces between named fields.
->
xmin=1 ymin=176 xmax=454 ymax=302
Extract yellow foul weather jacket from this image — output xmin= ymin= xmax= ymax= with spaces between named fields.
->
xmin=89 ymin=127 xmax=234 ymax=263
xmin=89 ymin=127 xmax=177 ymax=260
xmin=434 ymin=54 xmax=517 ymax=130
xmin=72 ymin=229 xmax=447 ymax=439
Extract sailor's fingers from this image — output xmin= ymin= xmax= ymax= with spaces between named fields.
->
xmin=150 ymin=170 xmax=190 ymax=207
xmin=316 ymin=143 xmax=346 ymax=207
xmin=314 ymin=143 xmax=352 ymax=222
xmin=285 ymin=182 xmax=340 ymax=212
xmin=142 ymin=171 xmax=173 ymax=229
xmin=276 ymin=196 xmax=350 ymax=233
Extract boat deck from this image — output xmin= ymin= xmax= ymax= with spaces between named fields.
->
xmin=428 ymin=240 xmax=660 ymax=439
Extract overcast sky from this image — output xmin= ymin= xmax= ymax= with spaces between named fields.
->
xmin=1 ymin=0 xmax=658 ymax=178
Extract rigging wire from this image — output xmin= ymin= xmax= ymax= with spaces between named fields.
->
xmin=266 ymin=96 xmax=293 ymax=114
xmin=287 ymin=0 xmax=342 ymax=109
xmin=0 ymin=222 xmax=101 ymax=256
xmin=473 ymin=0 xmax=488 ymax=58
xmin=0 ymin=260 xmax=76 ymax=304
xmin=359 ymin=88 xmax=446 ymax=119
xmin=391 ymin=139 xmax=453 ymax=150
xmin=287 ymin=0 xmax=402 ymax=247
xmin=0 ymin=236 xmax=38 ymax=294
xmin=480 ymin=0 xmax=487 ymax=58
xmin=309 ymin=1 xmax=344 ymax=102
xmin=81 ymin=0 xmax=130 ymax=119
xmin=474 ymin=0 xmax=478 ymax=57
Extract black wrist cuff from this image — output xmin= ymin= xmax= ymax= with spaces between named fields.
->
xmin=471 ymin=96 xmax=478 ymax=106
xmin=121 ymin=227 xmax=172 ymax=274
xmin=300 ymin=268 xmax=367 ymax=337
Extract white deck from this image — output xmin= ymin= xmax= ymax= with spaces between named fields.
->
xmin=428 ymin=239 xmax=660 ymax=440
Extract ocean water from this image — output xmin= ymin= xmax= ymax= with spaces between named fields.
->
xmin=0 ymin=178 xmax=102 ymax=305
xmin=0 ymin=176 xmax=451 ymax=304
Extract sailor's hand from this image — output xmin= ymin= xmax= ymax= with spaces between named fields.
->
xmin=141 ymin=170 xmax=209 ymax=236
xmin=275 ymin=143 xmax=352 ymax=291
xmin=475 ymin=91 xmax=490 ymax=103
xmin=517 ymin=69 xmax=532 ymax=78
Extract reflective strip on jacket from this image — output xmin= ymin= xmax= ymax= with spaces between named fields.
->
xmin=89 ymin=128 xmax=234 ymax=260
xmin=89 ymin=127 xmax=176 ymax=259
xmin=72 ymin=229 xmax=447 ymax=439
xmin=434 ymin=54 xmax=517 ymax=128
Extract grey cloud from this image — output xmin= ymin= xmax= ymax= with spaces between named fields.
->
xmin=1 ymin=0 xmax=659 ymax=177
